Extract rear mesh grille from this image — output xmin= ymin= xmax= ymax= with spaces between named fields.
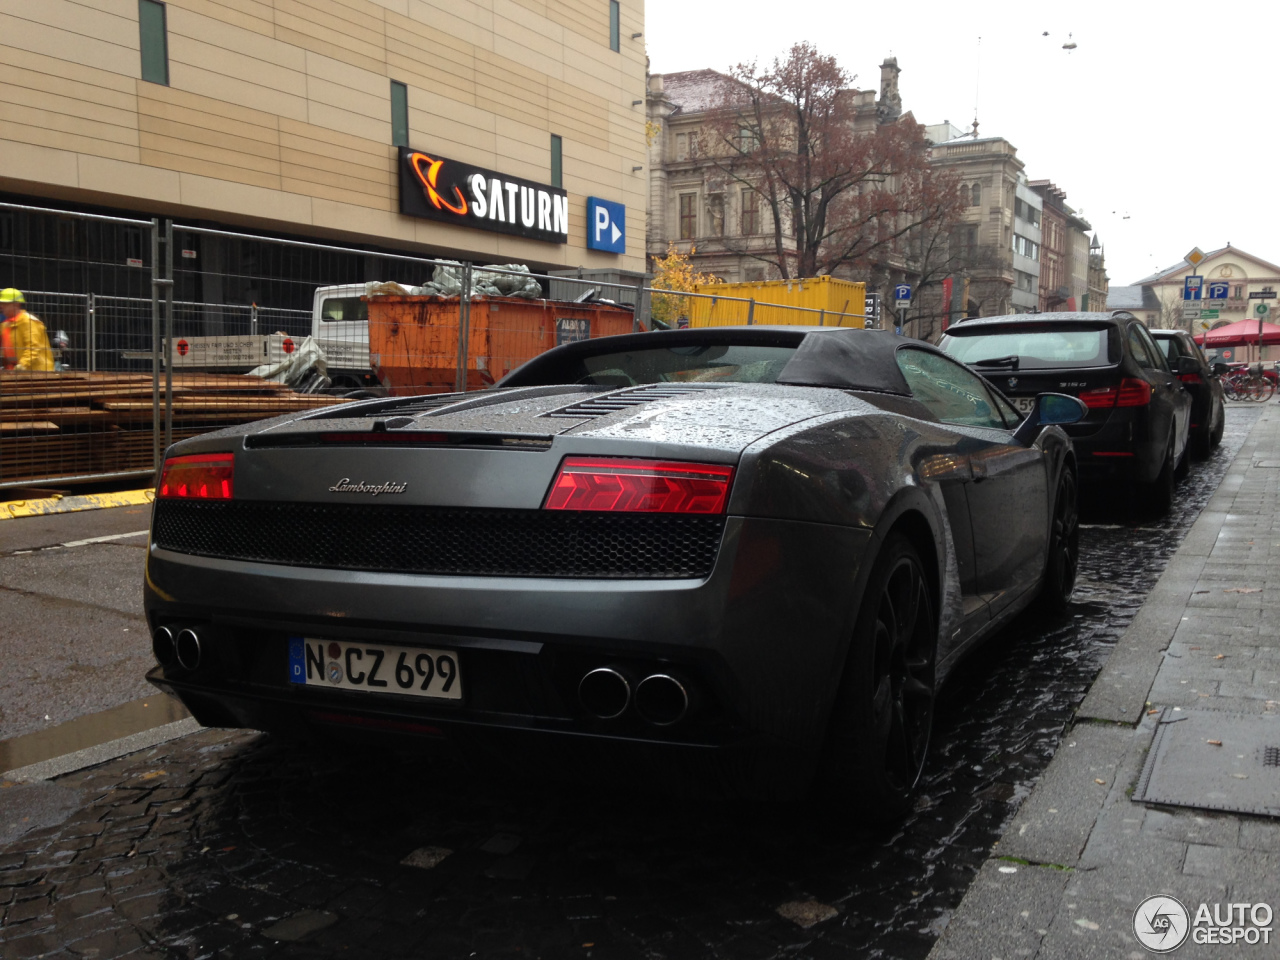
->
xmin=152 ymin=500 xmax=725 ymax=579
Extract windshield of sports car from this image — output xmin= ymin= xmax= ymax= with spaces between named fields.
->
xmin=506 ymin=342 xmax=800 ymax=387
xmin=941 ymin=324 xmax=1118 ymax=370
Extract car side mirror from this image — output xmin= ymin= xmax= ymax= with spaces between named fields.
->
xmin=1174 ymin=356 xmax=1199 ymax=375
xmin=1212 ymin=362 xmax=1230 ymax=376
xmin=1012 ymin=392 xmax=1088 ymax=446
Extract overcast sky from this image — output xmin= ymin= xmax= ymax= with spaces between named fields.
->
xmin=645 ymin=0 xmax=1278 ymax=286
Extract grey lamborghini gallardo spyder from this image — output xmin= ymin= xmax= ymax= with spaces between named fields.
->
xmin=145 ymin=326 xmax=1085 ymax=817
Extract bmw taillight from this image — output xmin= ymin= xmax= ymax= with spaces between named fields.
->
xmin=1078 ymin=385 xmax=1118 ymax=409
xmin=1116 ymin=378 xmax=1153 ymax=406
xmin=544 ymin=457 xmax=734 ymax=514
xmin=158 ymin=453 xmax=234 ymax=500
xmin=1079 ymin=379 xmax=1151 ymax=409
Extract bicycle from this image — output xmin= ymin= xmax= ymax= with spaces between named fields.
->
xmin=1223 ymin=371 xmax=1274 ymax=401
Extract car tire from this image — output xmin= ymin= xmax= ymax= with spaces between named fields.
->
xmin=1143 ymin=437 xmax=1176 ymax=518
xmin=1040 ymin=467 xmax=1079 ymax=614
xmin=1209 ymin=406 xmax=1225 ymax=449
xmin=1174 ymin=441 xmax=1190 ymax=482
xmin=820 ymin=532 xmax=937 ymax=824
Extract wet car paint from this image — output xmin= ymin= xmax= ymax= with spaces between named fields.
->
xmin=3 ymin=410 xmax=1257 ymax=959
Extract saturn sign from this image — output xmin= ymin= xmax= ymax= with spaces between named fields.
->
xmin=398 ymin=146 xmax=569 ymax=244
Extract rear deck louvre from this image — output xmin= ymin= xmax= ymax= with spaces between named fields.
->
xmin=543 ymin=383 xmax=727 ymax=420
xmin=305 ymin=393 xmax=467 ymax=419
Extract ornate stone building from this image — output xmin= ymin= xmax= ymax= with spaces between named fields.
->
xmin=1130 ymin=245 xmax=1280 ymax=338
xmin=1086 ymin=235 xmax=1109 ymax=312
xmin=644 ymin=58 xmax=909 ymax=287
xmin=925 ymin=134 xmax=1041 ymax=323
xmin=1029 ymin=181 xmax=1092 ymax=312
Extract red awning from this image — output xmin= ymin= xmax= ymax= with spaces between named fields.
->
xmin=1193 ymin=318 xmax=1280 ymax=346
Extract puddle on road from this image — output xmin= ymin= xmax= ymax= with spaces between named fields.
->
xmin=0 ymin=695 xmax=189 ymax=774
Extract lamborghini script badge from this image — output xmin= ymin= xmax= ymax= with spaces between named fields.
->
xmin=329 ymin=478 xmax=408 ymax=496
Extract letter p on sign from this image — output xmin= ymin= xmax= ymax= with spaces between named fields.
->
xmin=586 ymin=197 xmax=626 ymax=254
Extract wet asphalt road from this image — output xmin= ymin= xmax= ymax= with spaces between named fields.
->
xmin=0 ymin=506 xmax=153 ymax=741
xmin=0 ymin=405 xmax=1265 ymax=959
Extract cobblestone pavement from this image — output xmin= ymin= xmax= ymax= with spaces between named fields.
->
xmin=0 ymin=408 xmax=1263 ymax=960
xmin=930 ymin=403 xmax=1280 ymax=960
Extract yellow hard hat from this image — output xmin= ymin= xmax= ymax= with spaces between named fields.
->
xmin=0 ymin=288 xmax=24 ymax=303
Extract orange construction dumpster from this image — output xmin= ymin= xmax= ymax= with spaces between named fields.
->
xmin=369 ymin=296 xmax=636 ymax=394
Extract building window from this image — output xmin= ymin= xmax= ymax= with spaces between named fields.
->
xmin=740 ymin=189 xmax=758 ymax=235
xmin=1234 ymin=285 xmax=1243 ymax=299
xmin=139 ymin=0 xmax=169 ymax=86
xmin=675 ymin=133 xmax=687 ymax=161
xmin=609 ymin=1 xmax=620 ymax=52
xmin=679 ymin=193 xmax=696 ymax=239
xmin=390 ymin=81 xmax=409 ymax=148
xmin=971 ymin=182 xmax=981 ymax=207
xmin=550 ymin=134 xmax=562 ymax=188
xmin=738 ymin=126 xmax=758 ymax=153
xmin=708 ymin=194 xmax=724 ymax=236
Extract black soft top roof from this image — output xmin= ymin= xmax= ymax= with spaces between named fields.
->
xmin=498 ymin=326 xmax=924 ymax=395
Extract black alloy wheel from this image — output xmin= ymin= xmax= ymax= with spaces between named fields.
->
xmin=1041 ymin=468 xmax=1079 ymax=613
xmin=821 ymin=532 xmax=937 ymax=823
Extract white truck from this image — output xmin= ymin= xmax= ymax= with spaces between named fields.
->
xmin=167 ymin=284 xmax=380 ymax=393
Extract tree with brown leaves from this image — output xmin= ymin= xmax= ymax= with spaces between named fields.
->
xmin=701 ymin=42 xmax=965 ymax=281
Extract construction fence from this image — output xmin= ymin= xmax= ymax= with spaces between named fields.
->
xmin=0 ymin=201 xmax=870 ymax=490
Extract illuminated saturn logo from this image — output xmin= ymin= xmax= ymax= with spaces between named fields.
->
xmin=408 ymin=152 xmax=468 ymax=216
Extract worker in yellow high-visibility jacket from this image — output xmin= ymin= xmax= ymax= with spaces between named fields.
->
xmin=0 ymin=288 xmax=55 ymax=372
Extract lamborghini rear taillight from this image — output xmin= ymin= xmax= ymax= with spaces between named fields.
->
xmin=544 ymin=457 xmax=734 ymax=514
xmin=158 ymin=453 xmax=234 ymax=500
xmin=1079 ymin=378 xmax=1151 ymax=409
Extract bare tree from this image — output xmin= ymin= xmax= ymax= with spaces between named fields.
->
xmin=1155 ymin=292 xmax=1188 ymax=331
xmin=699 ymin=43 xmax=966 ymax=280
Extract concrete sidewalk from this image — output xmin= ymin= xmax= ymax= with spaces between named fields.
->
xmin=930 ymin=409 xmax=1280 ymax=960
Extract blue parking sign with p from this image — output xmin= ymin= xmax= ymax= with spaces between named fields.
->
xmin=1207 ymin=281 xmax=1230 ymax=300
xmin=587 ymin=197 xmax=626 ymax=253
xmin=894 ymin=284 xmax=911 ymax=301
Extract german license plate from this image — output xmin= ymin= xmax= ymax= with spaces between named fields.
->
xmin=1012 ymin=396 xmax=1036 ymax=415
xmin=288 ymin=637 xmax=461 ymax=700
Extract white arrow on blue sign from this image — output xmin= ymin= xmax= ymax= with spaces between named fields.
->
xmin=894 ymin=284 xmax=911 ymax=301
xmin=586 ymin=197 xmax=626 ymax=254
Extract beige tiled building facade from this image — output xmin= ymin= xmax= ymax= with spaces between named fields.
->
xmin=0 ymin=0 xmax=647 ymax=272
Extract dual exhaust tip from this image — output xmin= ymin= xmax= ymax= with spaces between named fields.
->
xmin=152 ymin=625 xmax=203 ymax=671
xmin=578 ymin=667 xmax=691 ymax=726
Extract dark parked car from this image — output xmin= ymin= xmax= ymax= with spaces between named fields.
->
xmin=144 ymin=327 xmax=1084 ymax=818
xmin=1150 ymin=329 xmax=1226 ymax=458
xmin=941 ymin=312 xmax=1191 ymax=515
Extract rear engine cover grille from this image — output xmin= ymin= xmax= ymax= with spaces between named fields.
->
xmin=152 ymin=500 xmax=725 ymax=579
